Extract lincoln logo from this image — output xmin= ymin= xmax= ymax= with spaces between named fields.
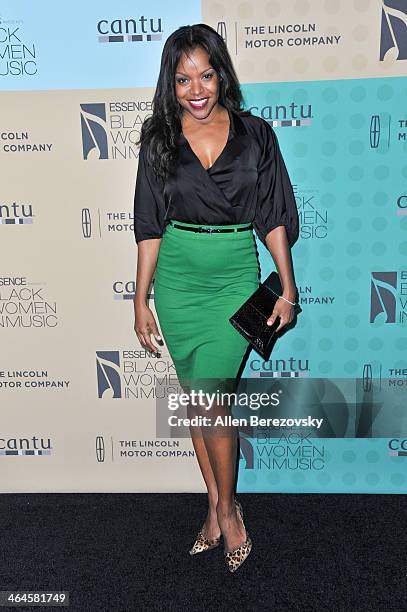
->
xmin=96 ymin=436 xmax=105 ymax=462
xmin=362 ymin=363 xmax=373 ymax=392
xmin=217 ymin=22 xmax=227 ymax=45
xmin=82 ymin=208 xmax=91 ymax=238
xmin=370 ymin=115 xmax=380 ymax=148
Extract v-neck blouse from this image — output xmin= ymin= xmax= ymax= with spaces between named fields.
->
xmin=133 ymin=107 xmax=299 ymax=249
xmin=181 ymin=107 xmax=232 ymax=172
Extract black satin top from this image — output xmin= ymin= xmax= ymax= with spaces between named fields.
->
xmin=133 ymin=107 xmax=299 ymax=248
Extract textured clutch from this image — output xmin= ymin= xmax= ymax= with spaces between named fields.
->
xmin=229 ymin=271 xmax=302 ymax=360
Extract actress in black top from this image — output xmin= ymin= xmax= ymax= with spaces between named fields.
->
xmin=133 ymin=24 xmax=299 ymax=573
xmin=134 ymin=106 xmax=299 ymax=249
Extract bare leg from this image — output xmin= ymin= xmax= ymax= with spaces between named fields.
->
xmin=190 ymin=394 xmax=247 ymax=553
xmin=189 ymin=430 xmax=221 ymax=539
xmin=201 ymin=421 xmax=246 ymax=552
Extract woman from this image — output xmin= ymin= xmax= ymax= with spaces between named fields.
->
xmin=133 ymin=24 xmax=299 ymax=573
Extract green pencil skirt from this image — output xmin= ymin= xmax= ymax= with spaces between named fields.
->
xmin=153 ymin=220 xmax=260 ymax=394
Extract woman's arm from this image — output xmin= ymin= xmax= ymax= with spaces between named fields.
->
xmin=264 ymin=225 xmax=297 ymax=332
xmin=135 ymin=238 xmax=161 ymax=306
xmin=133 ymin=238 xmax=164 ymax=354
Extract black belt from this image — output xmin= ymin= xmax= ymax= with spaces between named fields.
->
xmin=170 ymin=221 xmax=253 ymax=234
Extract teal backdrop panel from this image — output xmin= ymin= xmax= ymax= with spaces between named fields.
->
xmin=238 ymin=438 xmax=406 ymax=494
xmin=237 ymin=76 xmax=407 ymax=493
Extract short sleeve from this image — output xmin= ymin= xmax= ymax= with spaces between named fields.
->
xmin=133 ymin=144 xmax=166 ymax=244
xmin=253 ymin=120 xmax=299 ymax=249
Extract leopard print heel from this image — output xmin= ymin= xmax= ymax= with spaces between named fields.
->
xmin=224 ymin=533 xmax=252 ymax=573
xmin=189 ymin=528 xmax=221 ymax=555
xmin=224 ymin=500 xmax=252 ymax=572
xmin=189 ymin=499 xmax=244 ymax=558
xmin=234 ymin=497 xmax=243 ymax=521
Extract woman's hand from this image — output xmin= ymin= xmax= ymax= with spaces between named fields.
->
xmin=134 ymin=301 xmax=164 ymax=354
xmin=266 ymin=297 xmax=295 ymax=333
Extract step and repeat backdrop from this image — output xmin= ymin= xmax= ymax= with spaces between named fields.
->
xmin=1 ymin=0 xmax=406 ymax=493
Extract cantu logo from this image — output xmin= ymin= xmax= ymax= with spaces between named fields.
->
xmin=96 ymin=16 xmax=162 ymax=43
xmin=0 ymin=201 xmax=33 ymax=225
xmin=0 ymin=435 xmax=52 ymax=456
xmin=248 ymin=103 xmax=313 ymax=128
xmin=248 ymin=356 xmax=310 ymax=377
xmin=397 ymin=194 xmax=407 ymax=215
xmin=112 ymin=280 xmax=154 ymax=301
xmin=388 ymin=439 xmax=407 ymax=457
xmin=113 ymin=281 xmax=135 ymax=300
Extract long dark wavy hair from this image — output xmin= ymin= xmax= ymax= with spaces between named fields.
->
xmin=137 ymin=23 xmax=248 ymax=181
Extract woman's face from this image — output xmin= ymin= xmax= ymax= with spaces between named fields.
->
xmin=175 ymin=46 xmax=220 ymax=120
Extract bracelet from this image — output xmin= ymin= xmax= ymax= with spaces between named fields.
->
xmin=278 ymin=295 xmax=297 ymax=306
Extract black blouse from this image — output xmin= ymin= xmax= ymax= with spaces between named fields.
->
xmin=133 ymin=107 xmax=299 ymax=249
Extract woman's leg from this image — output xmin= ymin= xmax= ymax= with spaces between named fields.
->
xmin=201 ymin=419 xmax=247 ymax=553
xmin=191 ymin=395 xmax=247 ymax=552
xmin=188 ymin=426 xmax=221 ymax=539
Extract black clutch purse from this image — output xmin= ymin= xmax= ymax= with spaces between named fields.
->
xmin=229 ymin=272 xmax=302 ymax=360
